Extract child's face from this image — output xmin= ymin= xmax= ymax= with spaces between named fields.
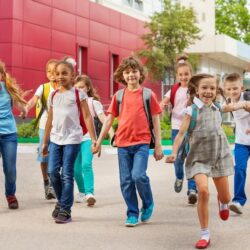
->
xmin=122 ymin=67 xmax=140 ymax=87
xmin=46 ymin=63 xmax=56 ymax=82
xmin=55 ymin=64 xmax=74 ymax=88
xmin=75 ymin=80 xmax=88 ymax=93
xmin=196 ymin=77 xmax=217 ymax=105
xmin=224 ymin=80 xmax=243 ymax=101
xmin=176 ymin=66 xmax=192 ymax=86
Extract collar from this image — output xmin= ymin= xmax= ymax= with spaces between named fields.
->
xmin=193 ymin=96 xmax=219 ymax=110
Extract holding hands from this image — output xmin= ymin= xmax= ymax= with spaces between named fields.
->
xmin=165 ymin=154 xmax=176 ymax=163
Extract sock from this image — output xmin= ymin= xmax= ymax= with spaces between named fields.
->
xmin=201 ymin=228 xmax=210 ymax=241
xmin=219 ymin=201 xmax=228 ymax=211
xmin=44 ymin=179 xmax=49 ymax=186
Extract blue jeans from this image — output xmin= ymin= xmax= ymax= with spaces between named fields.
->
xmin=118 ymin=144 xmax=153 ymax=218
xmin=0 ymin=133 xmax=17 ymax=196
xmin=172 ymin=129 xmax=197 ymax=194
xmin=48 ymin=142 xmax=80 ymax=213
xmin=232 ymin=143 xmax=250 ymax=206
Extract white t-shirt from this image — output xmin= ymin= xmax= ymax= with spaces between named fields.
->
xmin=231 ymin=93 xmax=250 ymax=145
xmin=165 ymin=86 xmax=188 ymax=129
xmin=35 ymin=83 xmax=55 ymax=129
xmin=47 ymin=87 xmax=88 ymax=145
xmin=82 ymin=98 xmax=104 ymax=141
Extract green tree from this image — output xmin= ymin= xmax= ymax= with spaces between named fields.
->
xmin=137 ymin=0 xmax=201 ymax=83
xmin=216 ymin=0 xmax=250 ymax=44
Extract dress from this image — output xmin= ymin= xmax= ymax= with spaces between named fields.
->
xmin=185 ymin=100 xmax=234 ymax=179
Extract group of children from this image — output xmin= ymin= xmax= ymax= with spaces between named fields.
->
xmin=0 ymin=55 xmax=250 ymax=249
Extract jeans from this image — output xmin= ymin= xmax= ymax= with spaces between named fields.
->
xmin=74 ymin=140 xmax=94 ymax=194
xmin=232 ymin=143 xmax=250 ymax=206
xmin=118 ymin=144 xmax=153 ymax=218
xmin=172 ymin=129 xmax=197 ymax=194
xmin=0 ymin=133 xmax=17 ymax=196
xmin=48 ymin=142 xmax=80 ymax=213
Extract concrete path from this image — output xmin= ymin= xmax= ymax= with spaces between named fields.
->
xmin=0 ymin=144 xmax=249 ymax=250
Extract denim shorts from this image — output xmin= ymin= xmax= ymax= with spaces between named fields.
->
xmin=37 ymin=128 xmax=49 ymax=163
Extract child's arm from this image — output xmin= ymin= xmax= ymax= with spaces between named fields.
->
xmin=41 ymin=107 xmax=53 ymax=156
xmin=222 ymin=101 xmax=249 ymax=112
xmin=165 ymin=114 xmax=191 ymax=163
xmin=92 ymin=114 xmax=114 ymax=154
xmin=160 ymin=96 xmax=170 ymax=111
xmin=152 ymin=114 xmax=164 ymax=161
xmin=15 ymin=101 xmax=28 ymax=119
xmin=98 ymin=113 xmax=115 ymax=139
xmin=80 ymin=100 xmax=96 ymax=142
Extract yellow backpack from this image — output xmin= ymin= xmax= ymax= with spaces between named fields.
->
xmin=34 ymin=82 xmax=50 ymax=128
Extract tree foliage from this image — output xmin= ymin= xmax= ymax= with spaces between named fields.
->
xmin=137 ymin=0 xmax=201 ymax=82
xmin=215 ymin=0 xmax=250 ymax=44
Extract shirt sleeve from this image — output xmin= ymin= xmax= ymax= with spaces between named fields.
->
xmin=150 ymin=91 xmax=162 ymax=116
xmin=184 ymin=106 xmax=192 ymax=116
xmin=79 ymin=89 xmax=88 ymax=101
xmin=34 ymin=84 xmax=43 ymax=98
xmin=47 ymin=92 xmax=53 ymax=108
xmin=93 ymin=100 xmax=104 ymax=115
xmin=107 ymin=95 xmax=118 ymax=117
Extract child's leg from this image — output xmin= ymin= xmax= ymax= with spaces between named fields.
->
xmin=118 ymin=146 xmax=139 ymax=218
xmin=232 ymin=144 xmax=249 ymax=206
xmin=74 ymin=142 xmax=85 ymax=194
xmin=213 ymin=176 xmax=230 ymax=204
xmin=60 ymin=143 xmax=80 ymax=213
xmin=194 ymin=174 xmax=209 ymax=229
xmin=132 ymin=144 xmax=153 ymax=210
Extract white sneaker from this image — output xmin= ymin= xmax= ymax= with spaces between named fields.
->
xmin=75 ymin=192 xmax=85 ymax=203
xmin=86 ymin=193 xmax=96 ymax=206
xmin=229 ymin=202 xmax=243 ymax=214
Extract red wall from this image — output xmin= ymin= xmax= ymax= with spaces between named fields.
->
xmin=0 ymin=0 xmax=161 ymax=116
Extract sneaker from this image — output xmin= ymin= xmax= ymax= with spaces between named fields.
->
xmin=75 ymin=192 xmax=85 ymax=203
xmin=188 ymin=190 xmax=197 ymax=205
xmin=6 ymin=195 xmax=19 ymax=209
xmin=174 ymin=179 xmax=183 ymax=193
xmin=229 ymin=202 xmax=243 ymax=214
xmin=195 ymin=239 xmax=210 ymax=249
xmin=86 ymin=193 xmax=96 ymax=206
xmin=44 ymin=184 xmax=56 ymax=200
xmin=217 ymin=195 xmax=229 ymax=220
xmin=55 ymin=210 xmax=72 ymax=224
xmin=141 ymin=202 xmax=154 ymax=222
xmin=52 ymin=203 xmax=60 ymax=219
xmin=125 ymin=216 xmax=138 ymax=227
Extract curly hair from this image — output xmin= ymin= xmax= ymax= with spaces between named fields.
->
xmin=0 ymin=60 xmax=26 ymax=105
xmin=187 ymin=73 xmax=224 ymax=105
xmin=113 ymin=56 xmax=146 ymax=85
xmin=75 ymin=75 xmax=100 ymax=101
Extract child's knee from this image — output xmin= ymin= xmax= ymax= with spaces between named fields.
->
xmin=198 ymin=187 xmax=209 ymax=201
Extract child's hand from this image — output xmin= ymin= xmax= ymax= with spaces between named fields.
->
xmin=19 ymin=106 xmax=28 ymax=119
xmin=165 ymin=154 xmax=176 ymax=163
xmin=41 ymin=144 xmax=48 ymax=156
xmin=246 ymin=129 xmax=250 ymax=135
xmin=243 ymin=101 xmax=250 ymax=112
xmin=153 ymin=144 xmax=164 ymax=161
xmin=92 ymin=141 xmax=101 ymax=156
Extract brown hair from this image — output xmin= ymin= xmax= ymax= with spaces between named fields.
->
xmin=176 ymin=54 xmax=193 ymax=74
xmin=0 ymin=60 xmax=26 ymax=105
xmin=75 ymin=75 xmax=100 ymax=101
xmin=224 ymin=72 xmax=242 ymax=83
xmin=113 ymin=56 xmax=146 ymax=85
xmin=187 ymin=73 xmax=223 ymax=105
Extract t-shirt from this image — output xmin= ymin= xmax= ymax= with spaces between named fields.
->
xmin=82 ymin=98 xmax=104 ymax=141
xmin=107 ymin=87 xmax=162 ymax=147
xmin=0 ymin=81 xmax=16 ymax=134
xmin=165 ymin=86 xmax=188 ymax=129
xmin=47 ymin=87 xmax=88 ymax=145
xmin=34 ymin=83 xmax=55 ymax=129
xmin=231 ymin=93 xmax=250 ymax=145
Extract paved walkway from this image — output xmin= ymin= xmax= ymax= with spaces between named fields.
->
xmin=0 ymin=144 xmax=249 ymax=250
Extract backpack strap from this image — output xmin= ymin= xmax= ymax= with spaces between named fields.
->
xmin=51 ymin=89 xmax=59 ymax=104
xmin=170 ymin=83 xmax=181 ymax=107
xmin=188 ymin=103 xmax=198 ymax=132
xmin=115 ymin=88 xmax=125 ymax=115
xmin=142 ymin=87 xmax=153 ymax=128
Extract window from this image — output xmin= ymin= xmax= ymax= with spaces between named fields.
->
xmin=123 ymin=0 xmax=143 ymax=11
xmin=77 ymin=46 xmax=88 ymax=75
xmin=110 ymin=54 xmax=119 ymax=98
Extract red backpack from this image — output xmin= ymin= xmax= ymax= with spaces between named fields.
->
xmin=51 ymin=88 xmax=88 ymax=135
xmin=170 ymin=82 xmax=181 ymax=108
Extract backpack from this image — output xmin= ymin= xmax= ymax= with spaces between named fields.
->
xmin=170 ymin=82 xmax=181 ymax=108
xmin=33 ymin=83 xmax=50 ymax=128
xmin=243 ymin=89 xmax=250 ymax=101
xmin=51 ymin=88 xmax=88 ymax=135
xmin=112 ymin=87 xmax=155 ymax=149
xmin=177 ymin=102 xmax=221 ymax=160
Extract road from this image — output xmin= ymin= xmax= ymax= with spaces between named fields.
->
xmin=0 ymin=144 xmax=249 ymax=250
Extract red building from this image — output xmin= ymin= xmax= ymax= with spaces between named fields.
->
xmin=0 ymin=0 xmax=161 ymax=116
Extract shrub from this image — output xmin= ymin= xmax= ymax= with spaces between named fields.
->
xmin=17 ymin=119 xmax=38 ymax=138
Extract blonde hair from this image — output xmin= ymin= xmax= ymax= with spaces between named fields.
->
xmin=46 ymin=59 xmax=59 ymax=71
xmin=114 ymin=56 xmax=146 ymax=85
xmin=0 ymin=60 xmax=26 ymax=105
xmin=75 ymin=75 xmax=100 ymax=101
xmin=176 ymin=54 xmax=193 ymax=74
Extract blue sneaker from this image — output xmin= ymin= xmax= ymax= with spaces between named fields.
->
xmin=125 ymin=216 xmax=138 ymax=227
xmin=141 ymin=202 xmax=154 ymax=222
